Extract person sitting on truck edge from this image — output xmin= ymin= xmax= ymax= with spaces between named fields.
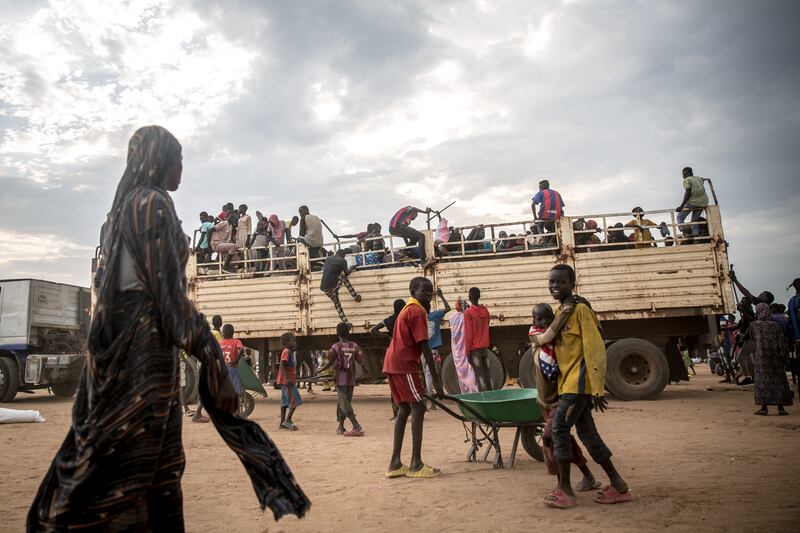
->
xmin=320 ymin=249 xmax=362 ymax=325
xmin=424 ymin=288 xmax=451 ymax=409
xmin=388 ymin=205 xmax=433 ymax=264
xmin=278 ymin=331 xmax=302 ymax=430
xmin=219 ymin=324 xmax=245 ymax=394
xmin=464 ymin=287 xmax=493 ymax=391
xmin=297 ymin=205 xmax=324 ymax=260
xmin=383 ymin=276 xmax=445 ymax=479
xmin=316 ymin=322 xmax=368 ymax=436
xmin=529 ymin=302 xmax=600 ymax=493
xmin=675 ymin=167 xmax=709 ymax=241
xmin=625 ymin=207 xmax=657 ymax=248
xmin=531 ymin=179 xmax=565 ymax=235
xmin=544 ymin=263 xmax=632 ymax=508
xmin=207 ymin=212 xmax=238 ymax=272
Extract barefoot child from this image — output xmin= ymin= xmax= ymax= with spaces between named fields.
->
xmin=545 ymin=264 xmax=632 ymax=508
xmin=384 ymin=277 xmax=445 ymax=478
xmin=529 ymin=303 xmax=600 ymax=493
xmin=278 ymin=331 xmax=302 ymax=430
xmin=317 ymin=322 xmax=369 ymax=436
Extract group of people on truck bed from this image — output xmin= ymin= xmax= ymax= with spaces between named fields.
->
xmin=187 ymin=166 xmax=713 ymax=276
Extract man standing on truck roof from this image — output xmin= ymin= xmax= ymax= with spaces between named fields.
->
xmin=464 ymin=287 xmax=493 ymax=391
xmin=298 ymin=205 xmax=324 ymax=259
xmin=388 ymin=205 xmax=433 ymax=264
xmin=531 ymin=179 xmax=565 ymax=234
xmin=675 ymin=167 xmax=709 ymax=240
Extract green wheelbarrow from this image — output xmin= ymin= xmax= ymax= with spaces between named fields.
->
xmin=237 ymin=356 xmax=268 ymax=418
xmin=429 ymin=388 xmax=544 ymax=469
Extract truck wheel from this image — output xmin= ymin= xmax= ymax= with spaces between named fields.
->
xmin=487 ymin=351 xmax=506 ymax=391
xmin=606 ymin=338 xmax=669 ymax=401
xmin=441 ymin=354 xmax=461 ymax=395
xmin=520 ymin=426 xmax=544 ymax=462
xmin=51 ymin=380 xmax=79 ymax=397
xmin=0 ymin=356 xmax=20 ymax=403
xmin=518 ymin=349 xmax=535 ymax=389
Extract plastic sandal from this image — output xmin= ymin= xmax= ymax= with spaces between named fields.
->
xmin=344 ymin=429 xmax=364 ymax=437
xmin=543 ymin=488 xmax=577 ymax=509
xmin=405 ymin=465 xmax=441 ymax=478
xmin=385 ymin=465 xmax=408 ymax=478
xmin=593 ymin=485 xmax=634 ymax=504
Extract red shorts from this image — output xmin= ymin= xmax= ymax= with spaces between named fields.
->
xmin=387 ymin=372 xmax=425 ymax=404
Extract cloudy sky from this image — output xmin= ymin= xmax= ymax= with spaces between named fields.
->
xmin=1 ymin=0 xmax=798 ymax=303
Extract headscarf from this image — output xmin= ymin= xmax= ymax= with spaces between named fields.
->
xmin=756 ymin=302 xmax=771 ymax=321
xmin=269 ymin=214 xmax=283 ymax=243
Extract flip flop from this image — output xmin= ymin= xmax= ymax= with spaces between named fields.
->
xmin=576 ymin=479 xmax=602 ymax=492
xmin=593 ymin=485 xmax=634 ymax=504
xmin=754 ymin=410 xmax=768 ymax=416
xmin=385 ymin=465 xmax=408 ymax=478
xmin=191 ymin=415 xmax=210 ymax=424
xmin=344 ymin=429 xmax=364 ymax=437
xmin=543 ymin=488 xmax=577 ymax=509
xmin=406 ymin=465 xmax=441 ymax=478
xmin=184 ymin=410 xmax=195 ymax=417
xmin=778 ymin=411 xmax=789 ymax=416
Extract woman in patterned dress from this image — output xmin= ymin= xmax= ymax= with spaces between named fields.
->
xmin=751 ymin=303 xmax=793 ymax=416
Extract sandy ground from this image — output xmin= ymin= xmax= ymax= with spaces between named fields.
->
xmin=2 ymin=367 xmax=800 ymax=532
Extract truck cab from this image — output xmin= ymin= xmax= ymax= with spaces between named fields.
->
xmin=0 ymin=279 xmax=90 ymax=402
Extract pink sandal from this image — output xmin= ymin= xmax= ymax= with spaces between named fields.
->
xmin=543 ymin=488 xmax=577 ymax=509
xmin=344 ymin=429 xmax=365 ymax=437
xmin=593 ymin=485 xmax=633 ymax=504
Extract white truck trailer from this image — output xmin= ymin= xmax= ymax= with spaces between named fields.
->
xmin=0 ymin=279 xmax=90 ymax=402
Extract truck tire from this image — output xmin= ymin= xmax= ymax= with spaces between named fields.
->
xmin=441 ymin=352 xmax=506 ymax=395
xmin=606 ymin=338 xmax=669 ymax=401
xmin=518 ymin=349 xmax=535 ymax=389
xmin=0 ymin=356 xmax=20 ymax=403
xmin=520 ymin=426 xmax=544 ymax=462
xmin=51 ymin=380 xmax=79 ymax=397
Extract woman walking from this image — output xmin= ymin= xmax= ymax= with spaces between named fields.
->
xmin=751 ymin=303 xmax=793 ymax=416
xmin=28 ymin=126 xmax=309 ymax=531
xmin=450 ymin=297 xmax=478 ymax=393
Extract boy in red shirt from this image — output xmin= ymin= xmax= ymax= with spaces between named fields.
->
xmin=277 ymin=331 xmax=302 ymax=430
xmin=317 ymin=322 xmax=369 ymax=436
xmin=383 ymin=277 xmax=444 ymax=479
xmin=464 ymin=287 xmax=492 ymax=390
xmin=219 ymin=324 xmax=245 ymax=394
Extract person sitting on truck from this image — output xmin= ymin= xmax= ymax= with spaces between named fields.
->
xmin=297 ymin=205 xmax=324 ymax=260
xmin=320 ymin=249 xmax=363 ymax=325
xmin=544 ymin=263 xmax=632 ymax=508
xmin=464 ymin=287 xmax=492 ymax=391
xmin=675 ymin=167 xmax=709 ymax=241
xmin=624 ymin=207 xmax=657 ymax=248
xmin=388 ymin=205 xmax=433 ymax=264
xmin=531 ymin=179 xmax=565 ymax=235
xmin=529 ymin=302 xmax=600 ymax=494
xmin=217 ymin=202 xmax=234 ymax=222
xmin=316 ymin=322 xmax=368 ymax=436
xmin=605 ymin=222 xmax=631 ymax=251
xmin=383 ymin=277 xmax=445 ymax=479
xmin=208 ymin=212 xmax=238 ymax=272
xmin=29 ymin=126 xmax=309 ymax=530
xmin=219 ymin=324 xmax=245 ymax=394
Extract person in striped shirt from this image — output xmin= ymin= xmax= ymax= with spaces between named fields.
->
xmin=388 ymin=205 xmax=432 ymax=262
xmin=531 ymin=180 xmax=565 ymax=235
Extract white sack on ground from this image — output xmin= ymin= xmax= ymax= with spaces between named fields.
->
xmin=0 ymin=407 xmax=46 ymax=423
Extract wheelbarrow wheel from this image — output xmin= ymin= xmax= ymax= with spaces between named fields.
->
xmin=520 ymin=426 xmax=544 ymax=462
xmin=239 ymin=392 xmax=255 ymax=418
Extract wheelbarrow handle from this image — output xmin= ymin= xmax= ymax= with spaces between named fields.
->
xmin=424 ymin=394 xmax=495 ymax=426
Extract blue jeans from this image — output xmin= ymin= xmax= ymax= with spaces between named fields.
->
xmin=677 ymin=203 xmax=705 ymax=236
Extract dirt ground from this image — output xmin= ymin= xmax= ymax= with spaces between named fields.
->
xmin=2 ymin=367 xmax=799 ymax=532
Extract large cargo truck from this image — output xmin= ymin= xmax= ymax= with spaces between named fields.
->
xmin=0 ymin=279 xmax=91 ymax=402
xmin=186 ymin=206 xmax=734 ymax=401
